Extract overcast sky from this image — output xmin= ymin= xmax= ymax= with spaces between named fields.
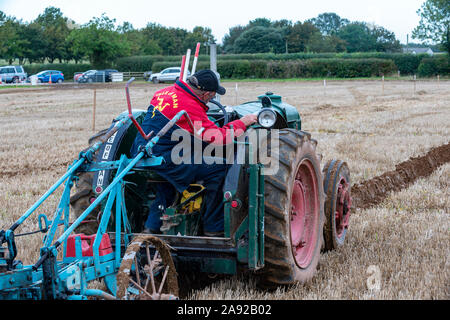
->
xmin=0 ymin=0 xmax=426 ymax=44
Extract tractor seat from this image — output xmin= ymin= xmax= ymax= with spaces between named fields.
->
xmin=146 ymin=170 xmax=168 ymax=183
xmin=128 ymin=166 xmax=168 ymax=183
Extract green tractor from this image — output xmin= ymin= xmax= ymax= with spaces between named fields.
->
xmin=69 ymin=82 xmax=352 ymax=298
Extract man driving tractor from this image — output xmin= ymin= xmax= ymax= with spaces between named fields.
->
xmin=130 ymin=70 xmax=257 ymax=237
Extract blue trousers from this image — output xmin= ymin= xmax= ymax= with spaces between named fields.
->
xmin=145 ymin=162 xmax=228 ymax=233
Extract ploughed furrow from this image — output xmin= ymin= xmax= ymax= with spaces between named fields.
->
xmin=352 ymin=142 xmax=450 ymax=210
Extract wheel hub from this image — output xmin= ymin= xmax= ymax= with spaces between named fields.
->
xmin=290 ymin=160 xmax=320 ymax=269
xmin=335 ymin=178 xmax=351 ymax=238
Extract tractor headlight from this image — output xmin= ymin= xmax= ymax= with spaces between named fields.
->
xmin=257 ymin=109 xmax=277 ymax=128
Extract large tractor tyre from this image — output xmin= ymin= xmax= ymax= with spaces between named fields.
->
xmin=322 ymin=160 xmax=351 ymax=251
xmin=69 ymin=128 xmax=109 ymax=235
xmin=257 ymin=129 xmax=325 ymax=289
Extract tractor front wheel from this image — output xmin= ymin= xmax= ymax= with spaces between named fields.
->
xmin=322 ymin=160 xmax=351 ymax=251
xmin=258 ymin=129 xmax=324 ymax=288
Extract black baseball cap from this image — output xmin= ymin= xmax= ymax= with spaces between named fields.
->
xmin=188 ymin=70 xmax=226 ymax=95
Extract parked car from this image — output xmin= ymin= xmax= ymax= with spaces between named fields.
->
xmin=78 ymin=69 xmax=118 ymax=83
xmin=0 ymin=65 xmax=27 ymax=83
xmin=31 ymin=70 xmax=64 ymax=84
xmin=149 ymin=67 xmax=188 ymax=84
xmin=76 ymin=70 xmax=98 ymax=83
xmin=73 ymin=72 xmax=86 ymax=82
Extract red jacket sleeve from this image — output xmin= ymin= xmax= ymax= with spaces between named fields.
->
xmin=176 ymin=103 xmax=247 ymax=145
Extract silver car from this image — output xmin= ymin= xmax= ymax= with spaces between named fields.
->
xmin=0 ymin=65 xmax=27 ymax=83
xmin=149 ymin=67 xmax=189 ymax=84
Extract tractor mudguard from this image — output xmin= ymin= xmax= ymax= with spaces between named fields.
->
xmin=92 ymin=112 xmax=146 ymax=195
xmin=92 ymin=121 xmax=133 ymax=195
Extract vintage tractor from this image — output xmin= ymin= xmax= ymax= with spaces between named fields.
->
xmin=0 ymin=79 xmax=351 ymax=300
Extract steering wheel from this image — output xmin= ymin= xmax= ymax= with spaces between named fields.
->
xmin=209 ymin=99 xmax=229 ymax=126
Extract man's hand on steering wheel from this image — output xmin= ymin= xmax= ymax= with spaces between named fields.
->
xmin=240 ymin=114 xmax=258 ymax=127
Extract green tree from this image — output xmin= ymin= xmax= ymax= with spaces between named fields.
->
xmin=222 ymin=18 xmax=288 ymax=53
xmin=21 ymin=22 xmax=46 ymax=63
xmin=35 ymin=7 xmax=70 ymax=63
xmin=308 ymin=34 xmax=347 ymax=53
xmin=372 ymin=26 xmax=401 ymax=52
xmin=248 ymin=18 xmax=273 ymax=29
xmin=309 ymin=12 xmax=349 ymax=36
xmin=0 ymin=14 xmax=28 ymax=64
xmin=64 ymin=32 xmax=85 ymax=63
xmin=118 ymin=22 xmax=146 ymax=55
xmin=234 ymin=26 xmax=285 ymax=53
xmin=222 ymin=25 xmax=246 ymax=53
xmin=286 ymin=21 xmax=321 ymax=53
xmin=67 ymin=14 xmax=130 ymax=67
xmin=412 ymin=0 xmax=450 ymax=54
xmin=338 ymin=22 xmax=376 ymax=52
xmin=142 ymin=23 xmax=187 ymax=55
xmin=183 ymin=26 xmax=215 ymax=54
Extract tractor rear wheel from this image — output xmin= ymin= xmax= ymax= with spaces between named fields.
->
xmin=258 ymin=129 xmax=324 ymax=289
xmin=69 ymin=128 xmax=109 ymax=234
xmin=322 ymin=160 xmax=351 ymax=251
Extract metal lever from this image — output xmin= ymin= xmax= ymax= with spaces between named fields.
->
xmin=126 ymin=77 xmax=154 ymax=140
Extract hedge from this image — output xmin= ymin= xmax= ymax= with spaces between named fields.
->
xmin=114 ymin=55 xmax=165 ymax=72
xmin=117 ymin=52 xmax=426 ymax=75
xmin=153 ymin=58 xmax=396 ymax=79
xmin=303 ymin=58 xmax=397 ymax=78
xmin=220 ymin=53 xmax=426 ymax=74
xmin=21 ymin=57 xmax=398 ymax=80
xmin=23 ymin=63 xmax=92 ymax=79
xmin=417 ymin=55 xmax=450 ymax=77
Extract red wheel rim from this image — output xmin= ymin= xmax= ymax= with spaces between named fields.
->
xmin=335 ymin=177 xmax=351 ymax=239
xmin=290 ymin=159 xmax=320 ymax=269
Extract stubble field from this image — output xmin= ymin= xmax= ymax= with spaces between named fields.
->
xmin=0 ymin=79 xmax=449 ymax=299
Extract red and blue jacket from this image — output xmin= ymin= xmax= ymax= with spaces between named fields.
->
xmin=130 ymin=80 xmax=247 ymax=162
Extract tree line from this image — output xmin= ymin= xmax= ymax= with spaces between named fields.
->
xmin=224 ymin=0 xmax=450 ymax=56
xmin=0 ymin=1 xmax=448 ymax=68
xmin=0 ymin=7 xmax=215 ymax=67
xmin=222 ymin=14 xmax=402 ymax=54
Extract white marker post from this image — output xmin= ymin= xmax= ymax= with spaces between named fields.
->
xmin=191 ymin=42 xmax=201 ymax=75
xmin=413 ymin=75 xmax=417 ymax=95
xmin=323 ymin=79 xmax=327 ymax=96
xmin=183 ymin=49 xmax=191 ymax=82
xmin=382 ymin=75 xmax=385 ymax=95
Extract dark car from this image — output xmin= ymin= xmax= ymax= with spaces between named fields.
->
xmin=77 ymin=69 xmax=118 ymax=83
xmin=77 ymin=70 xmax=103 ymax=83
xmin=75 ymin=70 xmax=96 ymax=83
